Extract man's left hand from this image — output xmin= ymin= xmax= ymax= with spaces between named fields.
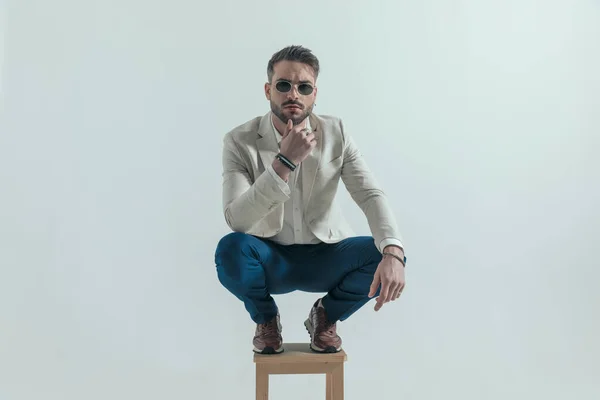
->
xmin=368 ymin=250 xmax=406 ymax=311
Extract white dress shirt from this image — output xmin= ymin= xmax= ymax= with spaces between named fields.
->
xmin=263 ymin=113 xmax=404 ymax=252
xmin=265 ymin=115 xmax=321 ymax=245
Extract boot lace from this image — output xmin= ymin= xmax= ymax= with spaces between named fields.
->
xmin=259 ymin=319 xmax=278 ymax=337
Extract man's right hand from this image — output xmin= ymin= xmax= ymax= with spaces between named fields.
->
xmin=279 ymin=119 xmax=317 ymax=165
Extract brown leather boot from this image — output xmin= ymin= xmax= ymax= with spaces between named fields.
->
xmin=304 ymin=299 xmax=342 ymax=353
xmin=253 ymin=313 xmax=284 ymax=354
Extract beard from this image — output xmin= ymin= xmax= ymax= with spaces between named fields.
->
xmin=270 ymin=101 xmax=313 ymax=126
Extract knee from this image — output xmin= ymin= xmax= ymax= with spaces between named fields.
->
xmin=214 ymin=232 xmax=256 ymax=279
xmin=216 ymin=232 xmax=252 ymax=255
xmin=359 ymin=238 xmax=383 ymax=273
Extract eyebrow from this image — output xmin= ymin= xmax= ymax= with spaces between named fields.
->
xmin=277 ymin=78 xmax=314 ymax=85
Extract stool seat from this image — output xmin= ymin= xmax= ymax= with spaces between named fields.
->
xmin=254 ymin=343 xmax=347 ymax=399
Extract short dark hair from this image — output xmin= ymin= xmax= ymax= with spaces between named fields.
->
xmin=267 ymin=45 xmax=320 ymax=83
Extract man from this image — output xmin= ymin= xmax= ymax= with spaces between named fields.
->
xmin=215 ymin=45 xmax=406 ymax=354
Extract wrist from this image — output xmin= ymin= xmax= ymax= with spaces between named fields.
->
xmin=383 ymin=245 xmax=405 ymax=267
xmin=276 ymin=153 xmax=298 ymax=169
xmin=272 ymin=159 xmax=291 ymax=182
xmin=278 ymin=152 xmax=300 ymax=166
xmin=383 ymin=245 xmax=404 ymax=257
xmin=382 ymin=251 xmax=406 ymax=267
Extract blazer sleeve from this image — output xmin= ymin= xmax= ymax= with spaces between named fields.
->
xmin=338 ymin=120 xmax=404 ymax=252
xmin=221 ymin=134 xmax=290 ymax=232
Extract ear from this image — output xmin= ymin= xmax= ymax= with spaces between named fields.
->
xmin=264 ymin=82 xmax=271 ymax=101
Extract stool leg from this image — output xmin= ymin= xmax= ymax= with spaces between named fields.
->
xmin=256 ymin=365 xmax=269 ymax=400
xmin=326 ymin=364 xmax=344 ymax=400
xmin=326 ymin=371 xmax=333 ymax=400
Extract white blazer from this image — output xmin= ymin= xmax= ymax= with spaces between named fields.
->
xmin=221 ymin=112 xmax=403 ymax=252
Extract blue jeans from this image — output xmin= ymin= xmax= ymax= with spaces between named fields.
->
xmin=214 ymin=232 xmax=383 ymax=324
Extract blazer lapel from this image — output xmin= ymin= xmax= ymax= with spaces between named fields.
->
xmin=301 ymin=114 xmax=323 ymax=210
xmin=256 ymin=113 xmax=279 ymax=170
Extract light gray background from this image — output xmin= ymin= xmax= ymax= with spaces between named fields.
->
xmin=1 ymin=1 xmax=599 ymax=399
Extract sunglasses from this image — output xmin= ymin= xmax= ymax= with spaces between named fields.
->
xmin=274 ymin=80 xmax=314 ymax=96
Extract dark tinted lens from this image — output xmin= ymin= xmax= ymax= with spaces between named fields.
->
xmin=298 ymin=84 xmax=314 ymax=95
xmin=275 ymin=81 xmax=292 ymax=92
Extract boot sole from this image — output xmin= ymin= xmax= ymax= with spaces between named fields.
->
xmin=253 ymin=346 xmax=284 ymax=354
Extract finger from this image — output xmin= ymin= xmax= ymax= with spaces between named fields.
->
xmin=397 ymin=283 xmax=406 ymax=299
xmin=391 ymin=283 xmax=403 ymax=301
xmin=375 ymin=292 xmax=388 ymax=311
xmin=291 ymin=126 xmax=307 ymax=135
xmin=374 ymin=300 xmax=383 ymax=312
xmin=384 ymin=282 xmax=397 ymax=303
xmin=304 ymin=132 xmax=315 ymax=143
xmin=283 ymin=119 xmax=293 ymax=137
xmin=377 ymin=281 xmax=390 ymax=306
xmin=368 ymin=271 xmax=380 ymax=298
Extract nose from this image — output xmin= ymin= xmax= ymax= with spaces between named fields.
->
xmin=286 ymin=85 xmax=300 ymax=100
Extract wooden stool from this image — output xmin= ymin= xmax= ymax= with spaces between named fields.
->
xmin=254 ymin=343 xmax=347 ymax=400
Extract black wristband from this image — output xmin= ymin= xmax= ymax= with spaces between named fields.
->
xmin=276 ymin=153 xmax=297 ymax=171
